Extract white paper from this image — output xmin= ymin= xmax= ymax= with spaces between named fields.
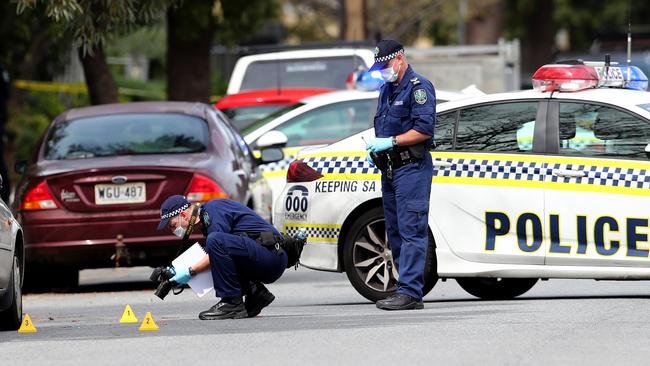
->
xmin=172 ymin=242 xmax=214 ymax=297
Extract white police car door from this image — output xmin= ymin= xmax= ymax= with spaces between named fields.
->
xmin=431 ymin=101 xmax=549 ymax=265
xmin=543 ymin=100 xmax=650 ymax=267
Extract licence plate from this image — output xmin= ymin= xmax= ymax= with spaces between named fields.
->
xmin=95 ymin=182 xmax=146 ymax=205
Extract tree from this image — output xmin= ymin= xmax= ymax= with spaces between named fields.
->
xmin=166 ymin=0 xmax=278 ymax=101
xmin=341 ymin=0 xmax=368 ymax=41
xmin=15 ymin=0 xmax=175 ymax=105
xmin=166 ymin=0 xmax=215 ymax=101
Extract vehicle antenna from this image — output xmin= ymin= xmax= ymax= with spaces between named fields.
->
xmin=626 ymin=0 xmax=632 ymax=82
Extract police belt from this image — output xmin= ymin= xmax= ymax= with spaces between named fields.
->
xmin=372 ymin=142 xmax=426 ymax=172
xmin=242 ymin=231 xmax=285 ymax=250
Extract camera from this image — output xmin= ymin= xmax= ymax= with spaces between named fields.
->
xmin=150 ymin=266 xmax=176 ymax=300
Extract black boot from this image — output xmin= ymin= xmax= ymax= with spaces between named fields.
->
xmin=245 ymin=282 xmax=275 ymax=318
xmin=199 ymin=297 xmax=248 ymax=320
xmin=376 ymin=293 xmax=424 ymax=311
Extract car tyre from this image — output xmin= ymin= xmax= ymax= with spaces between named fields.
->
xmin=456 ymin=278 xmax=538 ymax=300
xmin=343 ymin=206 xmax=437 ymax=302
xmin=0 ymin=255 xmax=23 ymax=330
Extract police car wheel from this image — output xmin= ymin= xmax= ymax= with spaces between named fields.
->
xmin=343 ymin=206 xmax=438 ymax=303
xmin=455 ymin=278 xmax=538 ymax=300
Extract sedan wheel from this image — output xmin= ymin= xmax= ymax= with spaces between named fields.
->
xmin=343 ymin=206 xmax=437 ymax=302
xmin=0 ymin=255 xmax=23 ymax=330
xmin=456 ymin=278 xmax=538 ymax=300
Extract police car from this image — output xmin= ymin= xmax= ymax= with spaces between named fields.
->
xmin=274 ymin=62 xmax=650 ymax=302
xmin=248 ymin=89 xmax=473 ymax=208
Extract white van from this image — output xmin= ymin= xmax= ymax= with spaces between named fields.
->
xmin=226 ymin=49 xmax=375 ymax=95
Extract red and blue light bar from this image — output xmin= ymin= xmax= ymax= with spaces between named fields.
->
xmin=532 ymin=62 xmax=648 ymax=92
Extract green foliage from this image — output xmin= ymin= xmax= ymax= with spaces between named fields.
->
xmin=15 ymin=0 xmax=177 ymax=55
xmin=217 ymin=0 xmax=279 ymax=45
xmin=504 ymin=0 xmax=650 ymax=51
xmin=7 ymin=91 xmax=88 ymax=164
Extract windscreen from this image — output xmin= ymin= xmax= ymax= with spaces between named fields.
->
xmin=222 ymin=104 xmax=289 ymax=132
xmin=240 ymin=103 xmax=304 ymax=136
xmin=44 ymin=113 xmax=209 ymax=160
xmin=239 ymin=56 xmax=365 ymax=91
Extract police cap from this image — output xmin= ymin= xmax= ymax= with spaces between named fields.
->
xmin=369 ymin=39 xmax=404 ymax=71
xmin=157 ymin=194 xmax=190 ymax=230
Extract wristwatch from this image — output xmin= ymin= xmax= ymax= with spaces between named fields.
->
xmin=188 ymin=267 xmax=196 ymax=277
xmin=391 ymin=136 xmax=398 ymax=147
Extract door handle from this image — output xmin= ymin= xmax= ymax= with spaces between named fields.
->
xmin=553 ymin=169 xmax=585 ymax=178
xmin=432 ymin=160 xmax=453 ymax=168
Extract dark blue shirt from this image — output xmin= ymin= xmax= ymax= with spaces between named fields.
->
xmin=374 ymin=65 xmax=436 ymax=145
xmin=199 ymin=199 xmax=279 ymax=236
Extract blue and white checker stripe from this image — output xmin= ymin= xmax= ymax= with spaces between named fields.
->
xmin=285 ymin=226 xmax=340 ymax=239
xmin=300 ymin=153 xmax=650 ymax=190
xmin=260 ymin=155 xmax=295 ymax=173
xmin=548 ymin=163 xmax=650 ymax=189
xmin=434 ymin=158 xmax=545 ymax=181
xmin=302 ymin=156 xmax=379 ymax=175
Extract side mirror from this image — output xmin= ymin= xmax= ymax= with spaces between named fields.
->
xmin=14 ymin=160 xmax=27 ymax=175
xmin=256 ymin=131 xmax=288 ymax=149
xmin=257 ymin=147 xmax=285 ymax=165
xmin=645 ymin=143 xmax=650 ymax=159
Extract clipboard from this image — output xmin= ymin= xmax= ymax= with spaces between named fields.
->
xmin=171 ymin=242 xmax=214 ymax=297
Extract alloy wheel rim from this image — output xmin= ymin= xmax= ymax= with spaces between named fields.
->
xmin=352 ymin=218 xmax=399 ymax=293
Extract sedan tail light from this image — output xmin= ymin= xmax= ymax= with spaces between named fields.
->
xmin=185 ymin=174 xmax=228 ymax=202
xmin=287 ymin=160 xmax=323 ymax=183
xmin=21 ymin=181 xmax=59 ymax=210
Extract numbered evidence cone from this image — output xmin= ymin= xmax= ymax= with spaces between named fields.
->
xmin=138 ymin=312 xmax=159 ymax=331
xmin=119 ymin=304 xmax=138 ymax=323
xmin=18 ymin=314 xmax=37 ymax=333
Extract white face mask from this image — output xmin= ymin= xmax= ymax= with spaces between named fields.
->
xmin=380 ymin=61 xmax=401 ymax=82
xmin=173 ymin=225 xmax=186 ymax=238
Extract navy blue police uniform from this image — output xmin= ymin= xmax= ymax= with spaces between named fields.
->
xmin=157 ymin=195 xmax=286 ymax=319
xmin=372 ymin=40 xmax=435 ymax=305
xmin=198 ymin=198 xmax=288 ymax=298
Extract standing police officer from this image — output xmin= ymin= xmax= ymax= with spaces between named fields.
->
xmin=157 ymin=195 xmax=287 ymax=320
xmin=367 ymin=40 xmax=435 ymax=311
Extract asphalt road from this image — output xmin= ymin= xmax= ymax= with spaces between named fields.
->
xmin=2 ymin=267 xmax=650 ymax=365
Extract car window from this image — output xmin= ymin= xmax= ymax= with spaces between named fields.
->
xmin=240 ymin=56 xmax=366 ymax=91
xmin=433 ymin=111 xmax=456 ymax=150
xmin=212 ymin=110 xmax=250 ymax=163
xmin=44 ymin=113 xmax=208 ymax=160
xmin=559 ymin=102 xmax=650 ymax=160
xmin=241 ymin=103 xmax=304 ymax=136
xmin=455 ymin=102 xmax=538 ymax=152
xmin=222 ymin=105 xmax=288 ymax=132
xmin=259 ymin=99 xmax=374 ymax=148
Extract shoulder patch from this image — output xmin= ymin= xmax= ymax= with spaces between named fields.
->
xmin=410 ymin=77 xmax=420 ymax=85
xmin=413 ymin=89 xmax=427 ymax=104
xmin=201 ymin=211 xmax=211 ymax=227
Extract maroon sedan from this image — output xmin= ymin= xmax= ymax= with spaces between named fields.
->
xmin=13 ymin=102 xmax=281 ymax=289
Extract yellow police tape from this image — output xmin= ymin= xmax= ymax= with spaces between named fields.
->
xmin=14 ymin=79 xmax=87 ymax=93
xmin=13 ymin=79 xmax=170 ymax=99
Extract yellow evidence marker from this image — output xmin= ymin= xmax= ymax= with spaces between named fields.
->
xmin=18 ymin=314 xmax=37 ymax=333
xmin=138 ymin=312 xmax=159 ymax=331
xmin=119 ymin=304 xmax=138 ymax=323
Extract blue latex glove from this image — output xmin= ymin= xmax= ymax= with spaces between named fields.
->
xmin=170 ymin=267 xmax=192 ymax=285
xmin=296 ymin=228 xmax=307 ymax=241
xmin=366 ymin=137 xmax=393 ymax=153
xmin=366 ymin=153 xmax=375 ymax=167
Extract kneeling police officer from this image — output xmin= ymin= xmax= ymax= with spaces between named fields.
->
xmin=157 ymin=195 xmax=288 ymax=320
